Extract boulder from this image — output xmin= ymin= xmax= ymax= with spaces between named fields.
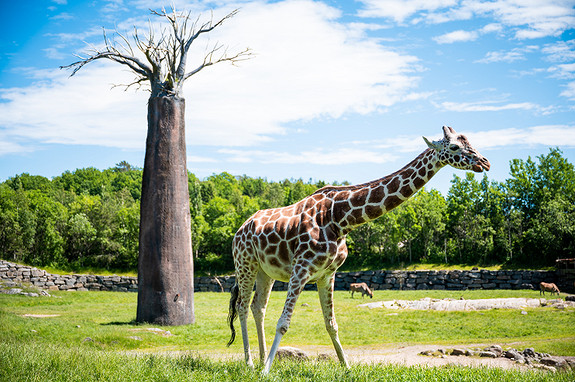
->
xmin=540 ymin=357 xmax=567 ymax=369
xmin=451 ymin=348 xmax=466 ymax=356
xmin=504 ymin=349 xmax=525 ymax=363
xmin=479 ymin=351 xmax=497 ymax=358
xmin=276 ymin=346 xmax=309 ymax=361
xmin=484 ymin=345 xmax=503 ymax=357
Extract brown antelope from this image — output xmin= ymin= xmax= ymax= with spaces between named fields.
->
xmin=350 ymin=282 xmax=373 ymax=299
xmin=539 ymin=282 xmax=560 ymax=296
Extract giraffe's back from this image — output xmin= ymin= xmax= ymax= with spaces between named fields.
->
xmin=232 ymin=194 xmax=345 ymax=282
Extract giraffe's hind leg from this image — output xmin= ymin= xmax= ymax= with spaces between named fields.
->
xmin=251 ymin=270 xmax=275 ymax=363
xmin=236 ymin=264 xmax=258 ymax=368
xmin=317 ymin=274 xmax=349 ymax=368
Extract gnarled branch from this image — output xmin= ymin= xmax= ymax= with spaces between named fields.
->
xmin=60 ymin=7 xmax=252 ymax=98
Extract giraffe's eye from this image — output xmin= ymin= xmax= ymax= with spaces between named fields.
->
xmin=449 ymin=144 xmax=459 ymax=151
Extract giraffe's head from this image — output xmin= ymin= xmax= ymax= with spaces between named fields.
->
xmin=423 ymin=126 xmax=490 ymax=173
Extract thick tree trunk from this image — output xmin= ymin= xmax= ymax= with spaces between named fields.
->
xmin=136 ymin=96 xmax=194 ymax=325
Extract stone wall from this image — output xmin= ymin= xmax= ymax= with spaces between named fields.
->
xmin=3 ymin=259 xmax=572 ymax=293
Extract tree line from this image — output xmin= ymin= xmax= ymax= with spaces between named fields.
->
xmin=1 ymin=150 xmax=573 ymax=274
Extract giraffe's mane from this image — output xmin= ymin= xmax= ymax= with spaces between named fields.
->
xmin=312 ymin=148 xmax=433 ymax=196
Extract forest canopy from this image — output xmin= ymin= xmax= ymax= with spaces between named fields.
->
xmin=1 ymin=150 xmax=573 ymax=274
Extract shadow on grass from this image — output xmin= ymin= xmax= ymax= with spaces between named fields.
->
xmin=101 ymin=319 xmax=140 ymax=326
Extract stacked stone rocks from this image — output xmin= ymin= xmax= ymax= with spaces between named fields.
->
xmin=1 ymin=260 xmax=569 ymax=293
xmin=0 ymin=260 xmax=137 ymax=292
xmin=420 ymin=345 xmax=575 ymax=372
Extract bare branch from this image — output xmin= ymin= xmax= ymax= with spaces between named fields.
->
xmin=184 ymin=46 xmax=253 ymax=80
xmin=61 ymin=6 xmax=251 ymax=97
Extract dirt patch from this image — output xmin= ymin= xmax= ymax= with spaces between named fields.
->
xmin=290 ymin=344 xmax=527 ymax=370
xmin=358 ymin=297 xmax=575 ymax=311
xmin=21 ymin=314 xmax=61 ymax=318
xmin=206 ymin=343 xmax=572 ymax=371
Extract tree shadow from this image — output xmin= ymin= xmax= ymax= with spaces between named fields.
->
xmin=101 ymin=319 xmax=140 ymax=326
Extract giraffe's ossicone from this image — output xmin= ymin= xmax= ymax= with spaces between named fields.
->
xmin=227 ymin=126 xmax=490 ymax=373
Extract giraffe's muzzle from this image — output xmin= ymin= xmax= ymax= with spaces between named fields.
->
xmin=472 ymin=156 xmax=491 ymax=172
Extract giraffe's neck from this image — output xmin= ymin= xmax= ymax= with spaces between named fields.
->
xmin=322 ymin=149 xmax=444 ymax=233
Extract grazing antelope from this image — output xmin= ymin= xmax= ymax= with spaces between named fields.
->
xmin=539 ymin=282 xmax=560 ymax=296
xmin=350 ymin=282 xmax=373 ymax=299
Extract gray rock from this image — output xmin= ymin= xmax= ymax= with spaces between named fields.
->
xmin=479 ymin=351 xmax=497 ymax=358
xmin=484 ymin=345 xmax=503 ymax=357
xmin=504 ymin=349 xmax=525 ymax=362
xmin=523 ymin=348 xmax=536 ymax=358
xmin=540 ymin=357 xmax=566 ymax=369
xmin=451 ymin=348 xmax=466 ymax=356
xmin=276 ymin=346 xmax=308 ymax=361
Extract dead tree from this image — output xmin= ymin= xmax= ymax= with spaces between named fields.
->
xmin=62 ymin=7 xmax=251 ymax=325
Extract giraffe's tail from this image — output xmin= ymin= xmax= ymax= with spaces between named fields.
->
xmin=226 ymin=283 xmax=239 ymax=347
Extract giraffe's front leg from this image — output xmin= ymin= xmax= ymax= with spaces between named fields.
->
xmin=317 ymin=275 xmax=349 ymax=369
xmin=263 ymin=267 xmax=310 ymax=374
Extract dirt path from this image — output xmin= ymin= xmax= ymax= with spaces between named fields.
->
xmin=207 ymin=343 xmax=528 ymax=370
xmin=297 ymin=344 xmax=526 ymax=370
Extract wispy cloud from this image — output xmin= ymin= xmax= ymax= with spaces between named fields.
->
xmin=357 ymin=0 xmax=575 ymax=39
xmin=560 ymin=82 xmax=575 ymax=100
xmin=433 ymin=30 xmax=479 ymax=44
xmin=542 ymin=39 xmax=575 ymax=62
xmin=357 ymin=0 xmax=457 ymax=23
xmin=475 ymin=45 xmax=539 ymax=63
xmin=437 ymin=100 xmax=553 ymax=114
xmin=433 ymin=23 xmax=502 ymax=44
xmin=219 ymin=147 xmax=397 ymax=165
xmin=466 ymin=125 xmax=575 ymax=149
xmin=367 ymin=125 xmax=575 ymax=153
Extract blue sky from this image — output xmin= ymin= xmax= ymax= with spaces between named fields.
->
xmin=1 ymin=0 xmax=574 ymax=195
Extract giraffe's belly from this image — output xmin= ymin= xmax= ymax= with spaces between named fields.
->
xmin=257 ymin=252 xmax=293 ymax=283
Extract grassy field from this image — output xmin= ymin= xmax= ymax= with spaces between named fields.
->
xmin=1 ymin=288 xmax=574 ymax=381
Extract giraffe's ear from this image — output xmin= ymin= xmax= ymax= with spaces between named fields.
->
xmin=442 ymin=125 xmax=456 ymax=138
xmin=423 ymin=136 xmax=441 ymax=151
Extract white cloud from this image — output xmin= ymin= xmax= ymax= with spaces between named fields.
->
xmin=0 ymin=64 xmax=148 ymax=149
xmin=475 ymin=46 xmax=539 ymax=63
xmin=438 ymin=100 xmax=552 ymax=113
xmin=370 ymin=125 xmax=575 ymax=153
xmin=357 ymin=0 xmax=457 ymax=23
xmin=542 ymin=39 xmax=575 ymax=62
xmin=466 ymin=125 xmax=575 ymax=149
xmin=0 ymin=0 xmax=421 ymax=153
xmin=433 ymin=30 xmax=479 ymax=44
xmin=560 ymin=81 xmax=575 ymax=100
xmin=219 ymin=147 xmax=396 ymax=165
xmin=357 ymin=0 xmax=575 ymax=39
xmin=548 ymin=63 xmax=575 ymax=79
xmin=433 ymin=21 xmax=503 ymax=44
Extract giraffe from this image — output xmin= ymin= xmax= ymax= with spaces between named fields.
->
xmin=227 ymin=126 xmax=490 ymax=373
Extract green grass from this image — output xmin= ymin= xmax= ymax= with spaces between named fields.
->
xmin=1 ymin=342 xmax=573 ymax=382
xmin=1 ymin=289 xmax=574 ymax=380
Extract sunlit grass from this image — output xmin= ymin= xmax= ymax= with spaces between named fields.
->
xmin=1 ymin=341 xmax=573 ymax=382
xmin=1 ymin=289 xmax=574 ymax=381
xmin=1 ymin=289 xmax=573 ymax=355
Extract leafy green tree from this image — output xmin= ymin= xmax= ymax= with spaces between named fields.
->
xmin=25 ymin=191 xmax=67 ymax=266
xmin=66 ymin=213 xmax=97 ymax=267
